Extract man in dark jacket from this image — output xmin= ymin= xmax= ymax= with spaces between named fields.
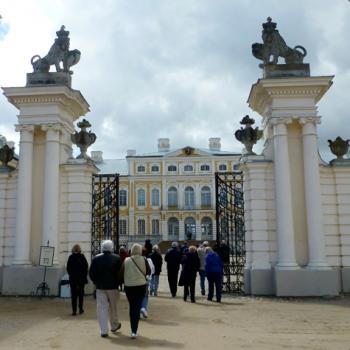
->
xmin=164 ymin=241 xmax=182 ymax=297
xmin=89 ymin=240 xmax=122 ymax=338
xmin=149 ymin=245 xmax=163 ymax=296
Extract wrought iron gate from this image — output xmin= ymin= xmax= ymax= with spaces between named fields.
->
xmin=91 ymin=174 xmax=119 ymax=257
xmin=215 ymin=171 xmax=245 ymax=293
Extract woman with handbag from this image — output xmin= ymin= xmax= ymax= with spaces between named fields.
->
xmin=119 ymin=243 xmax=151 ymax=339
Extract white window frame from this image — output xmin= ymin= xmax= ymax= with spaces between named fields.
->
xmin=184 ymin=186 xmax=195 ymax=209
xmin=168 ymin=186 xmax=178 ymax=207
xmin=137 ymin=218 xmax=146 ymax=235
xmin=151 ymin=164 xmax=160 ymax=173
xmin=119 ymin=189 xmax=128 ymax=207
xmin=152 ymin=219 xmax=160 ymax=235
xmin=151 ymin=188 xmax=160 ymax=207
xmin=119 ymin=219 xmax=128 ymax=235
xmin=137 ymin=188 xmax=146 ymax=207
xmin=167 ymin=164 xmax=177 ymax=172
xmin=137 ymin=164 xmax=146 ymax=173
xmin=201 ymin=186 xmax=211 ymax=207
xmin=218 ymin=164 xmax=227 ymax=171
xmin=200 ymin=164 xmax=210 ymax=172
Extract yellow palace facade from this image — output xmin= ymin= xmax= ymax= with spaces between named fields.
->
xmin=92 ymin=138 xmax=240 ymax=245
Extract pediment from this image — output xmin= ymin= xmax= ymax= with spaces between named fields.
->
xmin=165 ymin=146 xmax=212 ymax=158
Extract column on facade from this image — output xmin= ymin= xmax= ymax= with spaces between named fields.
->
xmin=178 ymin=183 xmax=184 ymax=210
xmin=13 ymin=124 xmax=35 ymax=265
xmin=195 ymin=183 xmax=201 ymax=210
xmin=301 ymin=119 xmax=329 ymax=269
xmin=41 ymin=124 xmax=61 ymax=264
xmin=272 ymin=120 xmax=298 ymax=269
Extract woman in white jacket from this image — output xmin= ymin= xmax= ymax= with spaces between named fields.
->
xmin=120 ymin=244 xmax=150 ymax=338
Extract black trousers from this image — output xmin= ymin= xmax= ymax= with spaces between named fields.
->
xmin=70 ymin=283 xmax=85 ymax=313
xmin=125 ymin=285 xmax=146 ymax=334
xmin=167 ymin=269 xmax=179 ymax=297
xmin=184 ymin=277 xmax=196 ymax=302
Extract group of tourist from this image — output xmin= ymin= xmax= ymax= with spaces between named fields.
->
xmin=165 ymin=240 xmax=225 ymax=303
xmin=65 ymin=238 xmax=226 ymax=339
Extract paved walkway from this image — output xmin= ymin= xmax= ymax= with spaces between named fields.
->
xmin=0 ymin=273 xmax=350 ymax=350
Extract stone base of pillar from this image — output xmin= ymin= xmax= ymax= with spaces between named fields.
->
xmin=246 ymin=268 xmax=275 ymax=295
xmin=1 ymin=265 xmax=65 ymax=296
xmin=341 ymin=268 xmax=350 ymax=293
xmin=274 ymin=268 xmax=340 ymax=296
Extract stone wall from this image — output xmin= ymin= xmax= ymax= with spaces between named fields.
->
xmin=0 ymin=171 xmax=17 ymax=267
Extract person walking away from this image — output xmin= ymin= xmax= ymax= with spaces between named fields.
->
xmin=181 ymin=245 xmax=200 ymax=303
xmin=164 ymin=241 xmax=182 ymax=297
xmin=66 ymin=244 xmax=88 ymax=316
xmin=89 ymin=240 xmax=122 ymax=338
xmin=149 ymin=245 xmax=163 ymax=296
xmin=118 ymin=246 xmax=129 ymax=291
xmin=119 ymin=243 xmax=151 ymax=339
xmin=197 ymin=241 xmax=208 ymax=296
xmin=144 ymin=239 xmax=153 ymax=256
xmin=205 ymin=247 xmax=224 ymax=302
xmin=140 ymin=248 xmax=155 ymax=319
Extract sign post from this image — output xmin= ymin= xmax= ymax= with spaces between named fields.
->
xmin=36 ymin=242 xmax=55 ymax=297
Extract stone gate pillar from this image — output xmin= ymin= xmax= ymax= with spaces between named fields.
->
xmin=1 ymin=85 xmax=90 ymax=295
xmin=247 ymin=75 xmax=339 ymax=296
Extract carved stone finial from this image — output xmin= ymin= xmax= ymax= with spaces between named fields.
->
xmin=28 ymin=25 xmax=81 ymax=86
xmin=235 ymin=115 xmax=263 ymax=155
xmin=71 ymin=119 xmax=97 ymax=160
xmin=0 ymin=143 xmax=15 ymax=170
xmin=328 ymin=137 xmax=349 ymax=160
xmin=252 ymin=17 xmax=307 ymax=72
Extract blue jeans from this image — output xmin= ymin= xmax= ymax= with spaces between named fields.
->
xmin=141 ymin=282 xmax=149 ymax=311
xmin=199 ymin=270 xmax=206 ymax=295
xmin=149 ymin=275 xmax=159 ymax=296
xmin=206 ymin=272 xmax=223 ymax=302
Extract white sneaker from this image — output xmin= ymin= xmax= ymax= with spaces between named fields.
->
xmin=140 ymin=308 xmax=148 ymax=318
xmin=131 ymin=332 xmax=137 ymax=339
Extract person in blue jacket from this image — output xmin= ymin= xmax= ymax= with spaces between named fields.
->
xmin=205 ymin=247 xmax=224 ymax=302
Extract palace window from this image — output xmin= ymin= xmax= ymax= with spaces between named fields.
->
xmin=152 ymin=219 xmax=160 ymax=235
xmin=201 ymin=186 xmax=211 ymax=207
xmin=184 ymin=165 xmax=193 ymax=172
xmin=138 ymin=219 xmax=145 ymax=235
xmin=200 ymin=164 xmax=210 ymax=171
xmin=119 ymin=219 xmax=127 ymax=235
xmin=233 ymin=164 xmax=240 ymax=171
xmin=184 ymin=186 xmax=195 ymax=209
xmin=219 ymin=164 xmax=227 ymax=171
xmin=137 ymin=165 xmax=145 ymax=173
xmin=137 ymin=188 xmax=146 ymax=207
xmin=151 ymin=165 xmax=159 ymax=172
xmin=184 ymin=217 xmax=196 ymax=240
xmin=119 ymin=189 xmax=127 ymax=206
xmin=168 ymin=187 xmax=178 ymax=207
xmin=201 ymin=217 xmax=212 ymax=236
xmin=168 ymin=165 xmax=177 ymax=172
xmin=151 ymin=188 xmax=160 ymax=207
xmin=168 ymin=217 xmax=179 ymax=236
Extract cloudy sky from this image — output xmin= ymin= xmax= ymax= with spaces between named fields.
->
xmin=0 ymin=0 xmax=349 ymax=161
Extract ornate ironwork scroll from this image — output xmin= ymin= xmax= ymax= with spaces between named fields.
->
xmin=91 ymin=174 xmax=119 ymax=257
xmin=215 ymin=172 xmax=245 ymax=293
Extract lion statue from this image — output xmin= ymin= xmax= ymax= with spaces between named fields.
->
xmin=252 ymin=17 xmax=307 ymax=66
xmin=31 ymin=25 xmax=80 ymax=74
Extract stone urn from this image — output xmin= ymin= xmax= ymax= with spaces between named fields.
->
xmin=328 ymin=137 xmax=349 ymax=160
xmin=0 ymin=144 xmax=15 ymax=168
xmin=71 ymin=119 xmax=97 ymax=159
xmin=234 ymin=115 xmax=263 ymax=155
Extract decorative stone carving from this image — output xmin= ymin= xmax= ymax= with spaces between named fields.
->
xmin=252 ymin=17 xmax=307 ymax=66
xmin=235 ymin=115 xmax=263 ymax=155
xmin=0 ymin=135 xmax=15 ymax=170
xmin=71 ymin=119 xmax=96 ymax=160
xmin=252 ymin=18 xmax=309 ymax=78
xmin=328 ymin=137 xmax=350 ymax=160
xmin=27 ymin=26 xmax=80 ymax=87
xmin=31 ymin=26 xmax=80 ymax=74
